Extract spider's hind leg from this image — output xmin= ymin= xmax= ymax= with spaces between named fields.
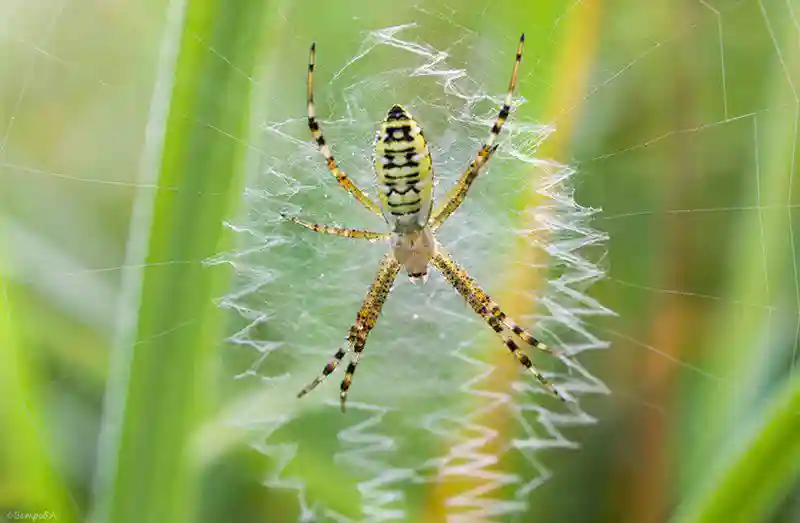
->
xmin=296 ymin=256 xmax=401 ymax=411
xmin=297 ymin=327 xmax=357 ymax=398
xmin=486 ymin=314 xmax=568 ymax=402
xmin=430 ymin=248 xmax=569 ymax=402
xmin=490 ymin=307 xmax=569 ymax=360
xmin=338 ymin=256 xmax=401 ymax=411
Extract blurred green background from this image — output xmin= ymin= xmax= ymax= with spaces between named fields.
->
xmin=1 ymin=0 xmax=799 ymax=522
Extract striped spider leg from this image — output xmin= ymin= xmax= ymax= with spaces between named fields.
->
xmin=280 ymin=213 xmax=390 ymax=241
xmin=429 ymin=33 xmax=525 ymax=231
xmin=307 ymin=42 xmax=383 ymax=217
xmin=430 ymin=247 xmax=567 ymax=401
xmin=297 ymin=255 xmax=401 ymax=412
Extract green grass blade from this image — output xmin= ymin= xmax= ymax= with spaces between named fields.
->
xmin=89 ymin=1 xmax=272 ymax=522
xmin=671 ymin=374 xmax=800 ymax=523
xmin=0 ymin=235 xmax=77 ymax=523
xmin=679 ymin=9 xmax=800 ymax=521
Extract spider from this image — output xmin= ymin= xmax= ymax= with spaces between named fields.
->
xmin=287 ymin=34 xmax=568 ymax=412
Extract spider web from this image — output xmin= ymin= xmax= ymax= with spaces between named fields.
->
xmin=1 ymin=0 xmax=799 ymax=522
xmin=212 ymin=22 xmax=611 ymax=522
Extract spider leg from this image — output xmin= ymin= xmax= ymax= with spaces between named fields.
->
xmin=281 ymin=213 xmax=390 ymax=241
xmin=339 ymin=255 xmax=401 ymax=412
xmin=296 ymin=255 xmax=401 ymax=410
xmin=307 ymin=43 xmax=382 ymax=217
xmin=491 ymin=310 xmax=567 ymax=359
xmin=296 ymin=329 xmax=355 ymax=398
xmin=428 ymin=34 xmax=524 ymax=231
xmin=430 ymin=247 xmax=567 ymax=402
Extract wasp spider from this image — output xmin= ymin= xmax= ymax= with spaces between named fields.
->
xmin=288 ymin=34 xmax=568 ymax=411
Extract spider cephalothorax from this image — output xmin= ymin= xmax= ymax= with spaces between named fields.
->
xmin=289 ymin=34 xmax=568 ymax=411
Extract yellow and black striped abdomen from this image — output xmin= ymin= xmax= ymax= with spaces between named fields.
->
xmin=374 ymin=105 xmax=434 ymax=233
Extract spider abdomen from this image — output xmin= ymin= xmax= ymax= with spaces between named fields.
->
xmin=374 ymin=105 xmax=433 ymax=233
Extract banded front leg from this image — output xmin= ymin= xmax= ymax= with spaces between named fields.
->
xmin=429 ymin=34 xmax=524 ymax=230
xmin=307 ymin=43 xmax=382 ymax=216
